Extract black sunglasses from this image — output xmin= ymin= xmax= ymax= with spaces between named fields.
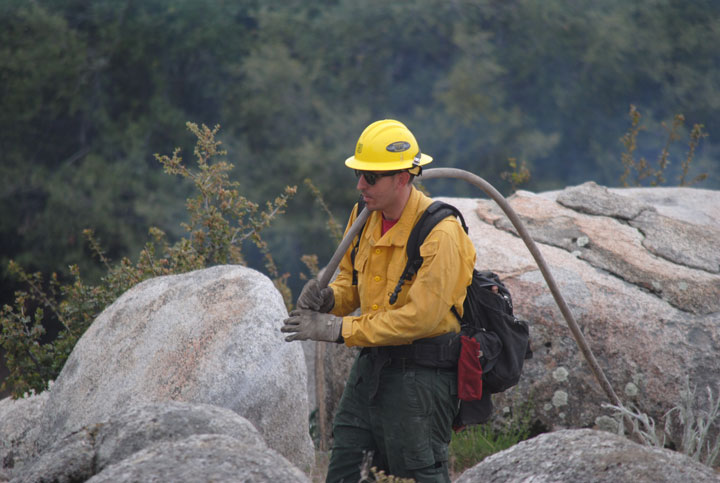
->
xmin=354 ymin=169 xmax=403 ymax=185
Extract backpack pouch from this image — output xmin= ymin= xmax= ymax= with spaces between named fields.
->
xmin=457 ymin=335 xmax=484 ymax=401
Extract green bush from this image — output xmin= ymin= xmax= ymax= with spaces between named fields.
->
xmin=449 ymin=405 xmax=533 ymax=475
xmin=0 ymin=123 xmax=295 ymax=398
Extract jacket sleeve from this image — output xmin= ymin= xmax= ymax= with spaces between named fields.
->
xmin=341 ymin=218 xmax=476 ymax=347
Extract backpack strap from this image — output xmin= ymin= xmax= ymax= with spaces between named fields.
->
xmin=350 ymin=196 xmax=367 ymax=286
xmin=389 ymin=201 xmax=468 ymax=305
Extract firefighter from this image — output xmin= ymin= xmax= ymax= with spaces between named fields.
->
xmin=282 ymin=119 xmax=476 ymax=482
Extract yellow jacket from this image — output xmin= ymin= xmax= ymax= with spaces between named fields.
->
xmin=330 ymin=187 xmax=476 ymax=347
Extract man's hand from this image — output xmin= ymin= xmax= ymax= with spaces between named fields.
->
xmin=297 ymin=279 xmax=334 ymax=313
xmin=281 ymin=309 xmax=343 ymax=343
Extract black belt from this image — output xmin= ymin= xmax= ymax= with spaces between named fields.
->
xmin=361 ymin=343 xmax=457 ymax=364
xmin=360 ymin=332 xmax=459 ymax=367
xmin=361 ymin=333 xmax=459 ymax=401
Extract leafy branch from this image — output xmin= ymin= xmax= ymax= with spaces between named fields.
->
xmin=620 ymin=105 xmax=708 ymax=187
xmin=1 ymin=122 xmax=296 ymax=397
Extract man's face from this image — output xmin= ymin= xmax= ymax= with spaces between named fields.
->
xmin=356 ymin=171 xmax=404 ymax=215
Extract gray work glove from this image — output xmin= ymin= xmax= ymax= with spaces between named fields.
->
xmin=296 ymin=279 xmax=334 ymax=313
xmin=281 ymin=309 xmax=343 ymax=343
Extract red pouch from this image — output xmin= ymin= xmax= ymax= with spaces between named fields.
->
xmin=458 ymin=335 xmax=483 ymax=401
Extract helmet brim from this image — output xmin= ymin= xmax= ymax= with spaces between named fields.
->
xmin=344 ymin=152 xmax=433 ymax=171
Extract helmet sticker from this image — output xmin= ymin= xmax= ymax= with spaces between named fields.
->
xmin=386 ymin=141 xmax=411 ymax=153
xmin=357 ymin=143 xmax=363 ymax=153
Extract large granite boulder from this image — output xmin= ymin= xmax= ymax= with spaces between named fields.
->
xmin=452 ymin=182 xmax=720 ymax=437
xmin=455 ymin=428 xmax=719 ymax=482
xmin=87 ymin=434 xmax=308 ymax=483
xmin=13 ymin=401 xmax=308 ymax=483
xmin=34 ymin=265 xmax=313 ymax=471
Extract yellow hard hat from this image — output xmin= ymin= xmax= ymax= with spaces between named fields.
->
xmin=345 ymin=119 xmax=433 ymax=172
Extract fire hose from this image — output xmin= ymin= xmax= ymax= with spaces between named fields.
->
xmin=317 ymin=167 xmax=625 ymax=412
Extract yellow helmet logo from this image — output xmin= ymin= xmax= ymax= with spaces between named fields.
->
xmin=386 ymin=141 xmax=411 ymax=153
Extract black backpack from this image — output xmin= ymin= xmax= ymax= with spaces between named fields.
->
xmin=351 ymin=199 xmax=532 ymax=426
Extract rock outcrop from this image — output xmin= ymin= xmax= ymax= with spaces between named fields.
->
xmin=455 ymin=428 xmax=719 ymax=482
xmin=87 ymin=434 xmax=308 ymax=483
xmin=31 ymin=265 xmax=313 ymax=471
xmin=454 ymin=182 xmax=720 ymax=436
xmin=14 ymin=402 xmax=308 ymax=483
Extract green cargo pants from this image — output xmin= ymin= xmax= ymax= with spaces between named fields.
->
xmin=326 ymin=350 xmax=458 ymax=483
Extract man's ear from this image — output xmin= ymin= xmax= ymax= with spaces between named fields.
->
xmin=396 ymin=171 xmax=412 ymax=187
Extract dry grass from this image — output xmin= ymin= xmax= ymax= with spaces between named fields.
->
xmin=604 ymin=378 xmax=720 ymax=468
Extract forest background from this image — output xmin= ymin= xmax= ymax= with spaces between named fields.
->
xmin=1 ymin=0 xmax=719 ymax=393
